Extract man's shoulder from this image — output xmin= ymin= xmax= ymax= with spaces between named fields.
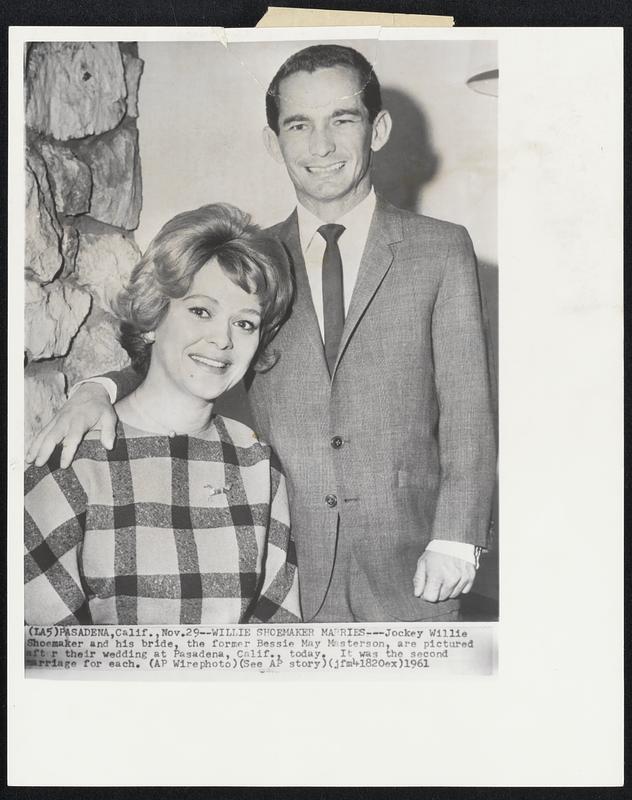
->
xmin=379 ymin=198 xmax=468 ymax=241
xmin=263 ymin=212 xmax=296 ymax=240
xmin=262 ymin=201 xmax=470 ymax=246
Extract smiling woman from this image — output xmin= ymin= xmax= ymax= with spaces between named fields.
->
xmin=24 ymin=204 xmax=301 ymax=625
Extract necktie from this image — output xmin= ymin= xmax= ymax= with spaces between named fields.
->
xmin=318 ymin=223 xmax=346 ymax=374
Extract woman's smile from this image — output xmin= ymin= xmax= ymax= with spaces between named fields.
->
xmin=188 ymin=352 xmax=232 ymax=371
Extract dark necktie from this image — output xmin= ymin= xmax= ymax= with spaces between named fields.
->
xmin=318 ymin=223 xmax=346 ymax=374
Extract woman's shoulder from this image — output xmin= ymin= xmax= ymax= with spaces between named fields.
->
xmin=25 ymin=425 xmax=134 ymax=493
xmin=214 ymin=414 xmax=267 ymax=447
xmin=213 ymin=414 xmax=268 ymax=448
xmin=212 ymin=415 xmax=287 ymax=476
xmin=24 ymin=437 xmax=98 ymax=498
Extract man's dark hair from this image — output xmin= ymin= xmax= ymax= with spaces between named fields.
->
xmin=266 ymin=44 xmax=382 ymax=134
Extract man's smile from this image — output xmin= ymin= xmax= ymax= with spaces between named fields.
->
xmin=305 ymin=161 xmax=345 ymax=174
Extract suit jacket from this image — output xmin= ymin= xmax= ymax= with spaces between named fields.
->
xmin=246 ymin=197 xmax=496 ymax=621
xmin=110 ymin=197 xmax=496 ymax=622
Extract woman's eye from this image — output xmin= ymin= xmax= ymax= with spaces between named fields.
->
xmin=234 ymin=319 xmax=258 ymax=332
xmin=189 ymin=306 xmax=211 ymax=319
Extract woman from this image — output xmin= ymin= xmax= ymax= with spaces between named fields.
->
xmin=24 ymin=204 xmax=300 ymax=624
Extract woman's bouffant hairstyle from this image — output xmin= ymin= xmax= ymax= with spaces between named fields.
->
xmin=114 ymin=203 xmax=293 ymax=377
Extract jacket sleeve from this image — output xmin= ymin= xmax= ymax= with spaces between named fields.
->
xmin=24 ymin=451 xmax=92 ymax=624
xmin=430 ymin=225 xmax=496 ymax=548
xmin=101 ymin=366 xmax=143 ymax=402
xmin=248 ymin=452 xmax=302 ymax=623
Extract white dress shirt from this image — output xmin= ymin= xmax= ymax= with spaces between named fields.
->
xmin=297 ymin=188 xmax=377 ymax=338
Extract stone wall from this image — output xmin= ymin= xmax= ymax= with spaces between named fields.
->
xmin=24 ymin=42 xmax=144 ymax=450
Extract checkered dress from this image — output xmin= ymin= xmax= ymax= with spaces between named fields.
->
xmin=24 ymin=415 xmax=301 ymax=625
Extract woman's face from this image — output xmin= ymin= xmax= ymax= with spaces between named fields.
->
xmin=150 ymin=257 xmax=263 ymax=403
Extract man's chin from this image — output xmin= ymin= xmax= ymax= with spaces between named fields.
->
xmin=302 ymin=183 xmax=348 ymax=202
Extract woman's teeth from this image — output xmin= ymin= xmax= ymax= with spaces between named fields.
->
xmin=190 ymin=354 xmax=228 ymax=368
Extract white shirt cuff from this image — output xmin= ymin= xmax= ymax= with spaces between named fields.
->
xmin=69 ymin=377 xmax=118 ymax=404
xmin=425 ymin=539 xmax=481 ymax=568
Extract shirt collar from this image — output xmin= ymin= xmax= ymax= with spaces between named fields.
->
xmin=296 ymin=188 xmax=377 ymax=252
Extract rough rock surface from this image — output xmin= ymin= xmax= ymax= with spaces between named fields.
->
xmin=123 ymin=52 xmax=144 ymax=118
xmin=24 ymin=371 xmax=67 ymax=454
xmin=61 ymin=225 xmax=80 ymax=276
xmin=74 ymin=123 xmax=142 ymax=229
xmin=74 ymin=231 xmax=141 ymax=313
xmin=24 ymin=39 xmax=144 ymax=453
xmin=37 ymin=140 xmax=92 ymax=216
xmin=25 ymin=151 xmax=63 ymax=283
xmin=25 ymin=279 xmax=92 ymax=360
xmin=25 ymin=42 xmax=127 ymax=141
xmin=63 ymin=308 xmax=130 ymax=385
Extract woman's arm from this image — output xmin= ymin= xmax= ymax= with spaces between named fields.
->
xmin=24 ymin=452 xmax=91 ymax=624
xmin=248 ymin=454 xmax=301 ymax=623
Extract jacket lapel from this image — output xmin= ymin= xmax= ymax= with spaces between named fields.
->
xmin=333 ymin=197 xmax=403 ymax=376
xmin=274 ymin=212 xmax=330 ymax=374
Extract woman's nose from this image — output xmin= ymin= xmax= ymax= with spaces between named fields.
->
xmin=206 ymin=321 xmax=233 ymax=349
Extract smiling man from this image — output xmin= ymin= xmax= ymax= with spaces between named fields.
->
xmin=28 ymin=44 xmax=496 ymax=623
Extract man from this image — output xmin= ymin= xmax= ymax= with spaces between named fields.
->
xmin=28 ymin=45 xmax=496 ymax=622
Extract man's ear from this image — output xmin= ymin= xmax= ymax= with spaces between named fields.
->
xmin=263 ymin=126 xmax=285 ymax=164
xmin=370 ymin=109 xmax=392 ymax=153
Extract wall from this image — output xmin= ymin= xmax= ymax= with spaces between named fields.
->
xmin=24 ymin=42 xmax=143 ymax=450
xmin=136 ymin=39 xmax=497 ymax=260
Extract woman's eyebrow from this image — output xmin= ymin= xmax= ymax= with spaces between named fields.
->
xmin=184 ymin=294 xmax=262 ymax=316
xmin=183 ymin=293 xmax=218 ymax=304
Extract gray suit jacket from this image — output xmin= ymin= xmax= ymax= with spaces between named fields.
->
xmin=247 ymin=197 xmax=496 ymax=621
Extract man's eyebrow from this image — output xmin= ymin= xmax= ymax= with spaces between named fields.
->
xmin=331 ymin=107 xmax=363 ymax=118
xmin=281 ymin=113 xmax=310 ymax=126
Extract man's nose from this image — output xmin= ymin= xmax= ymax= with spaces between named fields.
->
xmin=309 ymin=126 xmax=335 ymax=157
xmin=205 ymin=320 xmax=233 ymax=349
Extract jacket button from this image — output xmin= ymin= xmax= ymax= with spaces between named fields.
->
xmin=325 ymin=494 xmax=338 ymax=508
xmin=330 ymin=436 xmax=343 ymax=449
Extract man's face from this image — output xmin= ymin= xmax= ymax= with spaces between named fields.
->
xmin=265 ymin=66 xmax=389 ymax=211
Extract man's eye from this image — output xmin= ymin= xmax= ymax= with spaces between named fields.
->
xmin=333 ymin=118 xmax=354 ymax=126
xmin=189 ymin=307 xmax=211 ymax=318
xmin=288 ymin=123 xmax=307 ymax=132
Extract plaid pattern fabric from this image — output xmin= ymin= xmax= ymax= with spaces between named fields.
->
xmin=24 ymin=415 xmax=300 ymax=625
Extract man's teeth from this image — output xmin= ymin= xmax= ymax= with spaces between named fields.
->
xmin=307 ymin=162 xmax=344 ymax=173
xmin=190 ymin=355 xmax=228 ymax=368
